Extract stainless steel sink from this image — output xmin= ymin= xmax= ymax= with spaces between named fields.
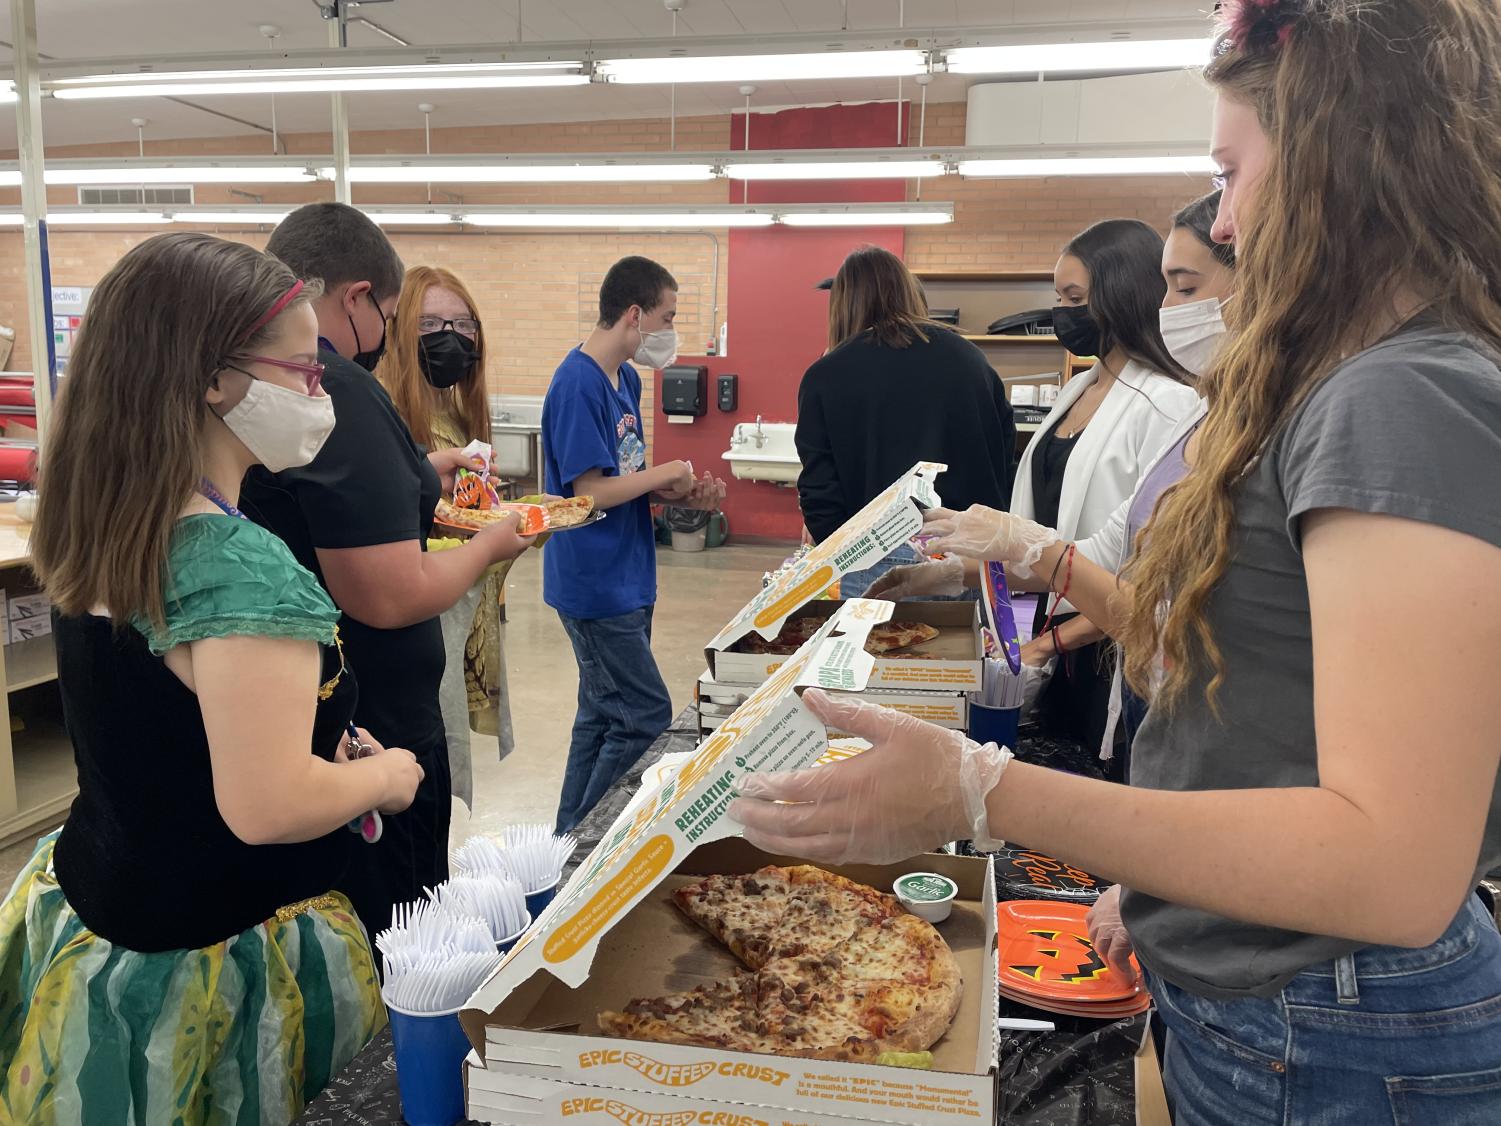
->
xmin=488 ymin=395 xmax=544 ymax=487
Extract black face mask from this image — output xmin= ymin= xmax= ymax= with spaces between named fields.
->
xmin=418 ymin=330 xmax=477 ymax=389
xmin=350 ymin=292 xmax=388 ymax=371
xmin=1051 ymin=304 xmax=1104 ymax=359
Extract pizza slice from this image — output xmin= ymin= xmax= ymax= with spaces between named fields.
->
xmin=864 ymin=621 xmax=942 ymax=655
xmin=736 ymin=616 xmax=825 ymax=657
xmin=757 ymin=958 xmax=959 ymax=1062
xmin=598 ymin=972 xmax=776 ymax=1052
xmin=761 ymin=867 xmax=905 ymax=964
xmin=543 ymin=495 xmax=595 ymax=528
xmin=672 ymin=868 xmax=794 ymax=969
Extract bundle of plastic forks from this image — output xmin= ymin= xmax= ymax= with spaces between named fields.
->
xmin=427 ymin=874 xmax=529 ymax=944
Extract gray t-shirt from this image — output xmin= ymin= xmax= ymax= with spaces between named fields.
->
xmin=1122 ymin=324 xmax=1501 ymax=999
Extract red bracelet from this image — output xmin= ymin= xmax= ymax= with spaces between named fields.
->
xmin=1051 ymin=625 xmax=1068 ymax=656
xmin=1038 ymin=544 xmax=1077 ymax=640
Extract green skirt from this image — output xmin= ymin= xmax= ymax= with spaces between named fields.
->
xmin=0 ymin=833 xmax=386 ymax=1125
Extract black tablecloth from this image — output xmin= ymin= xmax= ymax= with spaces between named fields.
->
xmin=295 ymin=715 xmax=1148 ymax=1126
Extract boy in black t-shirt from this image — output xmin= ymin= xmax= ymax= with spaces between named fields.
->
xmin=240 ymin=203 xmax=534 ymax=936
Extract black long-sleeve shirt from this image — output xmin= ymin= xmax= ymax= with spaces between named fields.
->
xmin=795 ymin=326 xmax=1018 ymax=542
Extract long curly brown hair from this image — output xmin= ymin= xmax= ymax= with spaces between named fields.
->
xmin=1119 ymin=0 xmax=1501 ymax=710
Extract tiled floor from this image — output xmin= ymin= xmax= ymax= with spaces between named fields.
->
xmin=0 ymin=541 xmax=790 ymax=893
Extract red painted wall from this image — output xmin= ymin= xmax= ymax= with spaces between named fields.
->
xmin=655 ymin=102 xmax=911 ymax=542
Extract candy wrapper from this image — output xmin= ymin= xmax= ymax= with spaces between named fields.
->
xmin=455 ymin=439 xmax=503 ymax=510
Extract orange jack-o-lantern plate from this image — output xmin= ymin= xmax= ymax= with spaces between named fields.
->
xmin=999 ymin=982 xmax=1151 ymax=1020
xmin=997 ymin=900 xmax=1144 ymax=1004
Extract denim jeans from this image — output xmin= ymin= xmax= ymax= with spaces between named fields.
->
xmin=1145 ymin=895 xmax=1501 ymax=1125
xmin=555 ymin=606 xmax=673 ymax=833
xmin=841 ymin=544 xmax=978 ymax=602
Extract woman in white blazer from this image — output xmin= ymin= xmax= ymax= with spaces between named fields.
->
xmin=1011 ymin=219 xmax=1199 ymax=770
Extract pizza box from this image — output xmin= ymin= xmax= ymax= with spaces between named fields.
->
xmin=467 ymin=841 xmax=998 ymax=1126
xmin=464 ymin=1058 xmax=866 ymax=1126
xmin=710 ymin=599 xmax=984 ymax=694
xmin=706 ymin=462 xmax=982 ymax=694
xmin=459 ymin=599 xmax=1000 ymax=1126
xmin=697 ymin=672 xmax=967 ymax=734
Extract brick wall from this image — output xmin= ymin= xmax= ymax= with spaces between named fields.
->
xmin=0 ymin=101 xmax=1214 ymax=454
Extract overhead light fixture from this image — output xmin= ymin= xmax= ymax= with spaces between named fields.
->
xmin=597 ymin=49 xmax=927 ymax=85
xmin=465 ymin=208 xmax=776 ymax=229
xmin=45 ymin=211 xmax=170 ymax=225
xmin=50 ymin=165 xmax=316 ymax=185
xmin=0 ymin=82 xmax=15 ymax=104
xmin=174 ymin=211 xmax=291 ymax=225
xmin=0 ymin=162 xmax=317 ymax=186
xmin=726 ymin=159 xmax=946 ymax=181
xmin=342 ymin=162 xmax=716 ymax=184
xmin=364 ymin=211 xmax=462 ymax=226
xmin=0 ymin=214 xmax=23 ymax=226
xmin=958 ymin=155 xmax=1216 ymax=177
xmin=778 ymin=206 xmax=953 ymax=227
xmin=48 ymin=62 xmax=587 ymax=100
xmin=946 ymin=38 xmax=1214 ymax=76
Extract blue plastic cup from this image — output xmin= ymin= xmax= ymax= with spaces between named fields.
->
xmin=496 ymin=911 xmax=532 ymax=955
xmin=969 ymin=702 xmax=1021 ymax=751
xmin=525 ymin=878 xmax=559 ymax=921
xmin=384 ymin=1000 xmax=472 ymax=1126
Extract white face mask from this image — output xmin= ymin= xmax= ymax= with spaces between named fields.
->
xmin=1159 ymin=293 xmax=1232 ymax=376
xmin=633 ymin=323 xmax=679 ymax=370
xmin=220 ymin=378 xmax=336 ymax=473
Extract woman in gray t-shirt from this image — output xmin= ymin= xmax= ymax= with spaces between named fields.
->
xmin=734 ymin=3 xmax=1501 ymax=1121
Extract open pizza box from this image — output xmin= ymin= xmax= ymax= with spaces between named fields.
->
xmin=461 ymin=600 xmax=1001 ymax=1126
xmin=705 ymin=462 xmax=984 ymax=696
xmin=697 ymin=671 xmax=967 ymax=735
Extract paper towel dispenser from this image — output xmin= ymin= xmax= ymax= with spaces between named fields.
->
xmin=661 ymin=363 xmax=708 ymax=418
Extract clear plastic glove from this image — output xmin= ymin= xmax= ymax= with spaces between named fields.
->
xmin=925 ymin=504 xmax=1061 ymax=579
xmin=1086 ymin=884 xmax=1139 ymax=988
xmin=730 ymin=688 xmax=1013 ymax=865
xmin=1021 ymin=659 xmax=1054 ymax=715
xmin=861 ymin=557 xmax=966 ymax=602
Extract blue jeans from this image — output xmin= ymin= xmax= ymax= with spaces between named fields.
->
xmin=842 ymin=545 xmax=978 ymax=602
xmin=1145 ymin=896 xmax=1501 ymax=1125
xmin=555 ymin=607 xmax=673 ymax=833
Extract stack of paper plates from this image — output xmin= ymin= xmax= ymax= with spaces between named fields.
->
xmin=992 ymin=846 xmax=1110 ymax=905
xmin=996 ymin=900 xmax=1150 ymax=1019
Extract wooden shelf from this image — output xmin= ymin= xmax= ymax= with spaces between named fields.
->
xmin=0 ymin=722 xmax=75 ymax=848
xmin=913 ymin=270 xmax=1053 ymax=283
xmin=963 ymin=334 xmax=1061 ymax=345
xmin=6 ymin=634 xmax=56 ymax=693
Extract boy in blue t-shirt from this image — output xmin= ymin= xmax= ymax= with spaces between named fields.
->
xmin=542 ymin=256 xmax=725 ymax=832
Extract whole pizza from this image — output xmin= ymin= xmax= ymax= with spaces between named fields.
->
xmin=739 ymin=618 xmax=940 ymax=657
xmin=598 ymin=865 xmax=962 ymax=1061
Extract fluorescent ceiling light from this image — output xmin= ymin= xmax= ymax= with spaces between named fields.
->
xmin=958 ymin=155 xmax=1216 ymax=177
xmin=779 ymin=210 xmax=953 ymax=227
xmin=726 ymin=159 xmax=946 ymax=181
xmin=466 ymin=210 xmax=775 ymax=229
xmin=365 ymin=211 xmax=462 ymax=226
xmin=342 ymin=163 xmax=715 ymax=184
xmin=46 ymin=211 xmax=169 ymax=225
xmin=49 ymin=165 xmax=315 ymax=185
xmin=50 ymin=62 xmax=586 ymax=99
xmin=0 ymin=214 xmax=23 ymax=226
xmin=598 ymin=49 xmax=926 ymax=85
xmin=0 ymin=83 xmax=15 ymax=104
xmin=174 ymin=212 xmax=290 ymax=225
xmin=947 ymin=38 xmax=1214 ymax=75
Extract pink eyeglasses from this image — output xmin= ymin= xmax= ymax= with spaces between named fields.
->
xmin=228 ymin=355 xmax=326 ymax=395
